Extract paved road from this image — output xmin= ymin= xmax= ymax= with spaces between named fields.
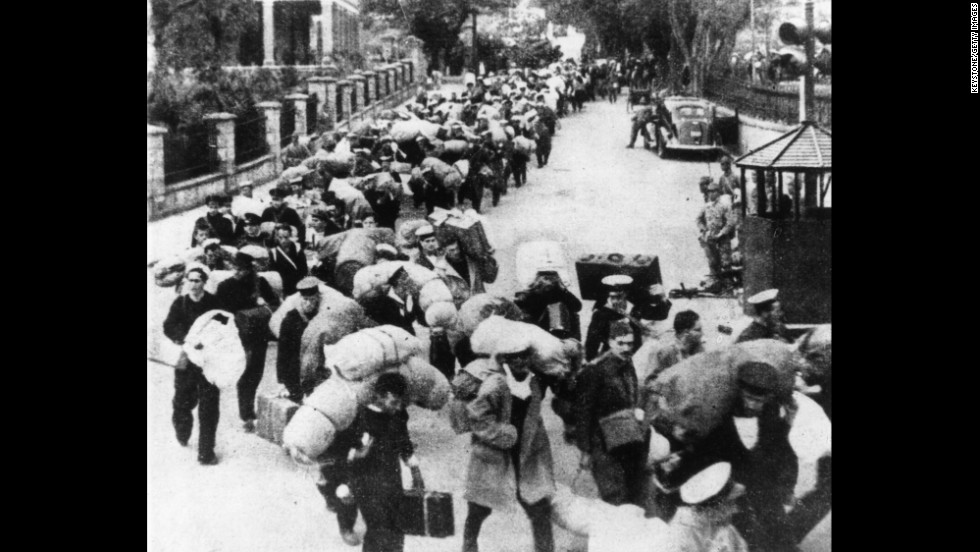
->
xmin=147 ymin=94 xmax=761 ymax=552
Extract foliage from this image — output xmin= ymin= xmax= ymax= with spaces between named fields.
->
xmin=362 ymin=0 xmax=511 ymax=70
xmin=147 ymin=68 xmax=289 ymax=131
xmin=666 ymin=0 xmax=749 ymax=95
xmin=151 ymin=0 xmax=259 ymax=71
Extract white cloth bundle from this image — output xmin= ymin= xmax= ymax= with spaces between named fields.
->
xmin=514 ymin=136 xmax=537 ymax=155
xmin=325 ymin=325 xmax=423 ymax=381
xmin=470 ymin=316 xmax=573 ymax=378
xmin=183 ymin=310 xmax=246 ymax=389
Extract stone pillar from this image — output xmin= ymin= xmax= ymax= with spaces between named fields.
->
xmin=262 ymin=0 xmax=275 ymax=66
xmin=381 ymin=68 xmax=390 ymax=97
xmin=307 ymin=77 xmax=329 ymax=121
xmin=321 ymin=1 xmax=334 ymax=58
xmin=147 ymin=124 xmax=167 ymax=220
xmin=257 ymin=101 xmax=282 ymax=171
xmin=400 ymin=59 xmax=413 ymax=85
xmin=364 ymin=71 xmax=377 ymax=105
xmin=350 ymin=75 xmax=365 ymax=113
xmin=285 ymin=93 xmax=309 ymax=136
xmin=391 ymin=65 xmax=401 ymax=92
xmin=323 ymin=78 xmax=338 ymax=128
xmin=204 ymin=113 xmax=237 ymax=192
xmin=339 ymin=80 xmax=352 ymax=123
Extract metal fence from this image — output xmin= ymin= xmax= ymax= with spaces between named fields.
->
xmin=235 ymin=108 xmax=269 ymax=164
xmin=162 ymin=122 xmax=213 ymax=185
xmin=704 ymin=77 xmax=832 ymax=129
xmin=280 ymin=100 xmax=296 ymax=147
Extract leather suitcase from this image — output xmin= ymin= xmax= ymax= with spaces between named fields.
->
xmin=395 ymin=468 xmax=455 ymax=538
xmin=256 ymin=393 xmax=300 ymax=446
xmin=574 ymin=253 xmax=662 ymax=301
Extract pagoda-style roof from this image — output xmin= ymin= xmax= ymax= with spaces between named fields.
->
xmin=735 ymin=121 xmax=831 ymax=171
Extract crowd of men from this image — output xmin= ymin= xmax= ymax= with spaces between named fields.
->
xmin=157 ymin=60 xmax=831 ymax=552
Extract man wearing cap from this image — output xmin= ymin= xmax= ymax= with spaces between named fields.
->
xmin=413 ymin=225 xmax=442 ymax=270
xmin=282 ymin=132 xmax=311 ymax=169
xmin=671 ymin=462 xmax=749 ymax=552
xmin=231 ymin=181 xmax=265 ymax=220
xmin=163 ymin=267 xmax=222 ymax=465
xmin=262 ymin=188 xmax=306 ymax=250
xmin=585 ymin=275 xmax=637 ymax=361
xmin=235 ymin=213 xmax=271 ymax=249
xmin=737 ymin=289 xmax=789 ymax=343
xmin=635 ymin=310 xmax=705 ymax=420
xmin=215 ymin=252 xmax=282 ymax=432
xmin=276 ymin=277 xmax=321 ymax=403
xmin=696 ymin=179 xmax=736 ymax=291
xmin=456 ymin=343 xmax=558 ymax=552
xmin=575 ymin=319 xmax=648 ymax=506
xmin=269 ymin=223 xmax=309 ymax=296
xmin=718 ymin=156 xmax=737 ymax=197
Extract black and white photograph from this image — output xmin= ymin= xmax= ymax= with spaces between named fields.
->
xmin=147 ymin=1 xmax=832 ymax=551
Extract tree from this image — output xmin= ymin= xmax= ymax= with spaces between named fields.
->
xmin=152 ymin=0 xmax=258 ymax=71
xmin=665 ymin=0 xmax=749 ymax=95
xmin=362 ymin=0 xmax=510 ymax=72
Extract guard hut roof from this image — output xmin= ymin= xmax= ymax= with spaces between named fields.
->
xmin=734 ymin=121 xmax=831 ymax=172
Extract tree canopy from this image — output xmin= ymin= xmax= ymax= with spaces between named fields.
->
xmin=151 ymin=0 xmax=258 ymax=71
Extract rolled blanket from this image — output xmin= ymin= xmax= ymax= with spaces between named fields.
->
xmin=325 ymin=325 xmax=424 ymax=381
xmin=470 ymin=316 xmax=573 ymax=378
xmin=153 ymin=257 xmax=186 ymax=288
xmin=456 ymin=294 xmax=524 ymax=336
xmin=299 ymin=297 xmax=378 ymax=381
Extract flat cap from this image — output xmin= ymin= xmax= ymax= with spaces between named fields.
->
xmin=680 ymin=463 xmax=738 ymax=505
xmin=296 ymin=276 xmax=322 ymax=296
xmin=242 ymin=213 xmax=262 ymax=226
xmin=601 ymin=274 xmax=634 ymax=290
xmin=737 ymin=361 xmax=780 ymax=395
xmin=747 ymin=289 xmax=779 ymax=306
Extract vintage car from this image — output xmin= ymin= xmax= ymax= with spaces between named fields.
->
xmin=649 ymin=96 xmax=736 ymax=158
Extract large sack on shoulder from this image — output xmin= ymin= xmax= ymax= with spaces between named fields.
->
xmin=443 ymin=139 xmax=469 ymax=154
xmin=390 ymin=120 xmax=425 ymax=143
xmin=514 ymin=136 xmax=537 ymax=155
xmin=269 ymin=282 xmax=347 ymax=338
xmin=283 ymin=406 xmax=337 ymax=463
xmin=153 ymin=257 xmax=186 ymax=287
xmin=470 ymin=316 xmax=573 ymax=378
xmin=325 ymin=325 xmax=423 ymax=381
xmin=322 ymin=151 xmax=355 ymax=176
xmin=401 ymin=356 xmax=451 ymax=410
xmin=183 ymin=310 xmax=246 ymax=389
xmin=457 ymin=294 xmax=524 ymax=336
xmin=299 ymin=297 xmax=377 ymax=382
xmin=650 ymin=339 xmax=798 ymax=441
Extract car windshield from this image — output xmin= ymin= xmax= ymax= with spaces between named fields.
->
xmin=675 ymin=106 xmax=707 ymax=118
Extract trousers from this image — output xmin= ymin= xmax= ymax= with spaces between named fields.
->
xmin=628 ymin=121 xmax=651 ymax=147
xmin=512 ymin=154 xmax=529 ymax=187
xmin=316 ymin=461 xmax=359 ymax=534
xmin=701 ymin=238 xmax=733 ymax=280
xmin=237 ymin=340 xmax=268 ymax=421
xmin=172 ymin=360 xmax=220 ymax=456
xmin=536 ymin=142 xmax=551 ymax=167
xmin=463 ymin=499 xmax=554 ymax=552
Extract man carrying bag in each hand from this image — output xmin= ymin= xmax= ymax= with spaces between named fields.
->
xmin=575 ymin=319 xmax=650 ymax=507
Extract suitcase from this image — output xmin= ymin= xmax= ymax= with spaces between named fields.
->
xmin=396 ymin=467 xmax=455 ymax=538
xmin=574 ymin=253 xmax=662 ymax=301
xmin=256 ymin=393 xmax=300 ymax=446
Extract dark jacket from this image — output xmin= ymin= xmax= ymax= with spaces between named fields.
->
xmin=195 ymin=214 xmax=236 ymax=246
xmin=235 ymin=231 xmax=272 ymax=250
xmin=214 ymin=273 xmax=281 ymax=314
xmin=514 ymin=285 xmax=583 ymax=340
xmin=269 ymin=242 xmax=309 ymax=296
xmin=574 ymin=351 xmax=639 ymax=454
xmin=261 ymin=206 xmax=307 ymax=248
xmin=347 ymin=406 xmax=415 ymax=496
xmin=276 ymin=308 xmax=312 ymax=397
xmin=585 ymin=306 xmax=633 ymax=361
xmin=163 ymin=293 xmax=220 ymax=345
